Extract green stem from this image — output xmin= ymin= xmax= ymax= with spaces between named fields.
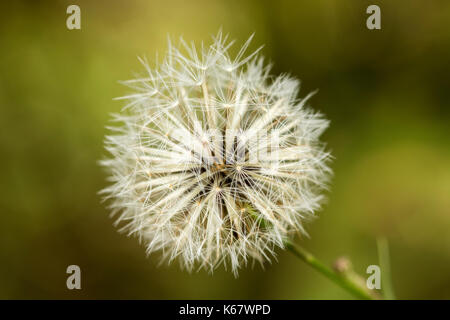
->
xmin=286 ymin=242 xmax=378 ymax=300
xmin=377 ymin=237 xmax=395 ymax=300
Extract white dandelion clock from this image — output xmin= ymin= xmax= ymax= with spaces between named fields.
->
xmin=100 ymin=32 xmax=331 ymax=276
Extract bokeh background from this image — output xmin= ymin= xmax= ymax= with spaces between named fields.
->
xmin=1 ymin=0 xmax=449 ymax=299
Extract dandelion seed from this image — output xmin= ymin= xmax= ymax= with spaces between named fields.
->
xmin=100 ymin=32 xmax=331 ymax=276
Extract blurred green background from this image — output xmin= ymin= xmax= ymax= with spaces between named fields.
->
xmin=1 ymin=0 xmax=449 ymax=299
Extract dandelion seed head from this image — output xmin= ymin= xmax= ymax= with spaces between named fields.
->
xmin=100 ymin=32 xmax=331 ymax=276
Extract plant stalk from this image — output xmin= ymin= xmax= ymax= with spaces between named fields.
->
xmin=377 ymin=237 xmax=395 ymax=300
xmin=286 ymin=242 xmax=379 ymax=300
